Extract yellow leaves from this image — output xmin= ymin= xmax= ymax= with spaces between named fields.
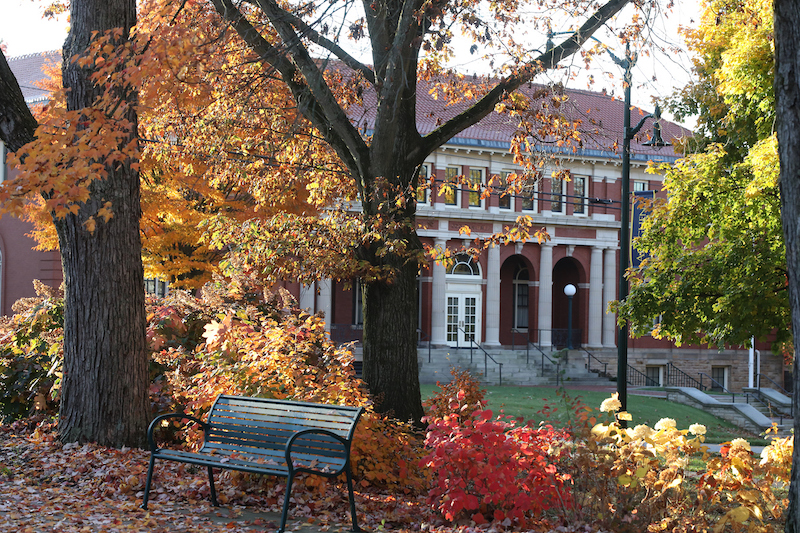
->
xmin=83 ymin=217 xmax=97 ymax=234
xmin=599 ymin=393 xmax=621 ymax=412
xmin=98 ymin=202 xmax=114 ymax=223
xmin=713 ymin=506 xmax=751 ymax=533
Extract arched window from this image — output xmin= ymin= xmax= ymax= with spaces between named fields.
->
xmin=448 ymin=254 xmax=480 ymax=276
xmin=513 ymin=263 xmax=529 ymax=329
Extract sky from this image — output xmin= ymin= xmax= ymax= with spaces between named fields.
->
xmin=0 ymin=0 xmax=700 ymax=126
xmin=0 ymin=0 xmax=69 ymax=57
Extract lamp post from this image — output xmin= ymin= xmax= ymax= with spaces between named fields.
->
xmin=609 ymin=44 xmax=669 ymax=418
xmin=564 ymin=284 xmax=576 ymax=349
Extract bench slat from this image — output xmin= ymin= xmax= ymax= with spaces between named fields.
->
xmin=204 ymin=434 xmax=348 ymax=460
xmin=207 ymin=414 xmax=353 ymax=434
xmin=213 ymin=406 xmax=358 ymax=425
xmin=215 ymin=396 xmax=361 ymax=418
xmin=200 ymin=442 xmax=346 ymax=470
xmin=155 ymin=449 xmax=291 ymax=476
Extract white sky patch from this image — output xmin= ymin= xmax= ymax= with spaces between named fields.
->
xmin=0 ymin=0 xmax=69 ymax=57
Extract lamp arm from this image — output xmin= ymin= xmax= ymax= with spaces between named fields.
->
xmin=628 ymin=113 xmax=654 ymax=140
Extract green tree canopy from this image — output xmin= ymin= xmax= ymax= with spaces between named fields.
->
xmin=617 ymin=0 xmax=790 ymax=350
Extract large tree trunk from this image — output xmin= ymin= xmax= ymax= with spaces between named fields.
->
xmin=0 ymin=53 xmax=39 ymax=152
xmin=56 ymin=0 xmax=149 ymax=447
xmin=774 ymin=1 xmax=800 ymax=531
xmin=362 ymin=249 xmax=424 ymax=423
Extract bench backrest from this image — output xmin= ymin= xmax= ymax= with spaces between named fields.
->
xmin=202 ymin=395 xmax=363 ymax=470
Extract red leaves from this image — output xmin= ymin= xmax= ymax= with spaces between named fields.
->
xmin=422 ymin=397 xmax=572 ymax=528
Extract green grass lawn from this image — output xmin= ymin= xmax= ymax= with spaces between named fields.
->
xmin=420 ymin=384 xmax=767 ymax=445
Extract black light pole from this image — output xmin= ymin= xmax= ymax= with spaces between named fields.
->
xmin=564 ymin=284 xmax=576 ymax=349
xmin=609 ymin=44 xmax=669 ymax=419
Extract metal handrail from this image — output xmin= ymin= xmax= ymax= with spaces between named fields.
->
xmin=510 ymin=328 xmax=528 ymax=352
xmin=582 ymin=348 xmax=608 ymax=377
xmin=627 ymin=365 xmax=658 ymax=387
xmin=534 ymin=345 xmax=561 ymax=386
xmin=417 ymin=328 xmax=433 ymax=363
xmin=697 ymin=373 xmax=737 ymax=403
xmin=458 ymin=327 xmax=503 ymax=385
xmin=666 ymin=362 xmax=705 ymax=390
xmin=755 ymin=373 xmax=792 ymax=419
xmin=756 ymin=373 xmax=791 ymax=396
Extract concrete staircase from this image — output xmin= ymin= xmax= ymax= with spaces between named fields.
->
xmin=666 ymin=387 xmax=793 ymax=436
xmin=417 ymin=346 xmax=616 ymax=386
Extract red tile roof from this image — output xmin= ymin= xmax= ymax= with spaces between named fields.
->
xmin=7 ymin=51 xmax=689 ymax=161
xmin=6 ymin=51 xmax=60 ymax=105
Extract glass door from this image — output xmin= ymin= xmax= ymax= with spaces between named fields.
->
xmin=446 ymin=294 xmax=480 ymax=346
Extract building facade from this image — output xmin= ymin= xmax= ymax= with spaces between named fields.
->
xmin=290 ymin=84 xmax=785 ymax=392
xmin=3 ymin=52 xmax=785 ymax=391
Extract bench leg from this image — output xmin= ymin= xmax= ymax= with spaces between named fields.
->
xmin=142 ymin=455 xmax=155 ymax=510
xmin=346 ymin=469 xmax=362 ymax=532
xmin=207 ymin=466 xmax=219 ymax=507
xmin=278 ymin=473 xmax=294 ymax=533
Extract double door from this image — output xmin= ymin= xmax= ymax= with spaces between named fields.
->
xmin=445 ymin=292 xmax=481 ymax=347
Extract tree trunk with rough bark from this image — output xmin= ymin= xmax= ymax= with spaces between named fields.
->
xmin=0 ymin=53 xmax=39 ymax=152
xmin=774 ymin=1 xmax=800 ymax=531
xmin=55 ymin=0 xmax=149 ymax=448
xmin=209 ymin=0 xmax=632 ymax=425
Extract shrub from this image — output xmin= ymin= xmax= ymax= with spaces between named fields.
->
xmin=422 ymin=385 xmax=572 ymax=527
xmin=422 ymin=367 xmax=486 ymax=420
xmin=0 ymin=277 xmax=427 ymax=495
xmin=0 ymin=281 xmax=64 ymax=421
xmin=561 ymin=393 xmax=792 ymax=532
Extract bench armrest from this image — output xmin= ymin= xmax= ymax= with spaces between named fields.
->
xmin=147 ymin=413 xmax=208 ymax=452
xmin=285 ymin=429 xmax=350 ymax=476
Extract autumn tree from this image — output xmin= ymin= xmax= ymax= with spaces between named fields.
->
xmin=0 ymin=0 xmax=150 ymax=447
xmin=18 ymin=3 xmax=347 ymax=290
xmin=616 ymin=0 xmax=790 ymax=350
xmin=774 ymin=0 xmax=800 ymax=530
xmin=200 ymin=0 xmax=648 ymax=422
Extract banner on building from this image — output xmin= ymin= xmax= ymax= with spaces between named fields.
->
xmin=631 ymin=190 xmax=655 ymax=269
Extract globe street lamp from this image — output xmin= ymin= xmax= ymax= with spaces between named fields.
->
xmin=564 ymin=284 xmax=577 ymax=349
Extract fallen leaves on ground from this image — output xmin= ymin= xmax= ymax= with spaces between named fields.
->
xmin=0 ymin=419 xmax=607 ymax=532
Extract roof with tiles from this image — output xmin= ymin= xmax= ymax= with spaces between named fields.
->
xmin=6 ymin=50 xmax=60 ymax=105
xmin=6 ymin=50 xmax=690 ymax=161
xmin=352 ymin=74 xmax=690 ymax=162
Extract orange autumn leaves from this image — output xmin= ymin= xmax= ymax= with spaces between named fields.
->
xmin=5 ymin=0 xmax=348 ymax=288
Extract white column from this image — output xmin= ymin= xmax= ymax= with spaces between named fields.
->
xmin=602 ymin=248 xmax=616 ymax=347
xmin=431 ymin=238 xmax=448 ymax=345
xmin=484 ymin=235 xmax=501 ymax=347
xmin=537 ymin=243 xmax=554 ymax=348
xmin=299 ymin=282 xmax=316 ymax=313
xmin=318 ymin=279 xmax=333 ymax=333
xmin=588 ymin=246 xmax=604 ymax=347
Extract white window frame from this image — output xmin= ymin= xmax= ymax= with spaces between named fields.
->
xmin=513 ymin=266 xmax=530 ymax=330
xmin=496 ymin=170 xmax=513 ymax=210
xmin=633 ymin=180 xmax=649 ymax=193
xmin=416 ymin=162 xmax=432 ymax=205
xmin=550 ymin=175 xmax=565 ymax=214
xmin=711 ymin=366 xmax=729 ymax=391
xmin=521 ymin=175 xmax=537 ymax=212
xmin=443 ymin=165 xmax=461 ymax=207
xmin=467 ymin=167 xmax=485 ymax=209
xmin=572 ymin=175 xmax=588 ymax=216
xmin=645 ymin=365 xmax=664 ymax=387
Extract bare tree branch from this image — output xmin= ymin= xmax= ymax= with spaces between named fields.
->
xmin=415 ymin=0 xmax=632 ymax=162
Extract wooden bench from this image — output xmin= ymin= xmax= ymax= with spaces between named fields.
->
xmin=143 ymin=395 xmax=364 ymax=533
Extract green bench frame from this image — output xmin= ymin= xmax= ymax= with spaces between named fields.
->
xmin=143 ymin=395 xmax=364 ymax=533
